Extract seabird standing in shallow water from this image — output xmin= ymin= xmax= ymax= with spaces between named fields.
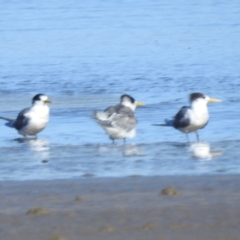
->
xmin=94 ymin=94 xmax=144 ymax=143
xmin=153 ymin=93 xmax=221 ymax=141
xmin=0 ymin=94 xmax=51 ymax=138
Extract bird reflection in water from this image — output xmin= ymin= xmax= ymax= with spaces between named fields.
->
xmin=97 ymin=143 xmax=143 ymax=157
xmin=188 ymin=142 xmax=222 ymax=160
xmin=28 ymin=139 xmax=50 ymax=160
xmin=13 ymin=137 xmax=50 ymax=163
xmin=122 ymin=144 xmax=143 ymax=157
xmin=14 ymin=138 xmax=50 ymax=160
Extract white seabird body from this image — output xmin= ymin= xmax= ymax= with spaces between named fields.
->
xmin=153 ymin=93 xmax=221 ymax=141
xmin=0 ymin=94 xmax=51 ymax=138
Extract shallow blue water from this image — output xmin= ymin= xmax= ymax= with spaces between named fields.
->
xmin=0 ymin=0 xmax=239 ymax=180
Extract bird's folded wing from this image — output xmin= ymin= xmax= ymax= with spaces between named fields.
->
xmin=14 ymin=108 xmax=30 ymax=130
xmin=95 ymin=111 xmax=137 ymax=131
xmin=104 ymin=104 xmax=121 ymax=114
xmin=173 ymin=106 xmax=190 ymax=128
xmin=110 ymin=113 xmax=137 ymax=131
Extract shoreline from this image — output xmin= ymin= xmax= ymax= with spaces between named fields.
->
xmin=1 ymin=175 xmax=240 ymax=240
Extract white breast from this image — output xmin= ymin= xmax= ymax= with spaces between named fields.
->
xmin=20 ymin=105 xmax=50 ymax=136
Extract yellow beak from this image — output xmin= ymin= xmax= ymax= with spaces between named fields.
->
xmin=44 ymin=99 xmax=52 ymax=103
xmin=135 ymin=101 xmax=145 ymax=107
xmin=208 ymin=98 xmax=222 ymax=103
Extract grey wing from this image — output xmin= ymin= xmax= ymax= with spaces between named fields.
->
xmin=14 ymin=108 xmax=31 ymax=130
xmin=110 ymin=112 xmax=137 ymax=131
xmin=95 ymin=104 xmax=137 ymax=131
xmin=104 ymin=104 xmax=122 ymax=114
xmin=110 ymin=106 xmax=137 ymax=131
xmin=173 ymin=106 xmax=190 ymax=129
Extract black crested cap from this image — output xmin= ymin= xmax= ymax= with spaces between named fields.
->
xmin=189 ymin=92 xmax=205 ymax=102
xmin=32 ymin=94 xmax=45 ymax=102
xmin=120 ymin=94 xmax=135 ymax=103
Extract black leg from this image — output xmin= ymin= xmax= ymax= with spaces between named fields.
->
xmin=195 ymin=132 xmax=199 ymax=142
xmin=110 ymin=136 xmax=115 ymax=144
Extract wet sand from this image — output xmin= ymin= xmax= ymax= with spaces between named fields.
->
xmin=1 ymin=175 xmax=240 ymax=240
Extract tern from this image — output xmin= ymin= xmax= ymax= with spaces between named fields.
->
xmin=153 ymin=92 xmax=221 ymax=141
xmin=0 ymin=94 xmax=51 ymax=138
xmin=94 ymin=94 xmax=144 ymax=143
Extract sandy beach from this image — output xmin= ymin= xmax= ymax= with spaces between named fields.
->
xmin=1 ymin=175 xmax=240 ymax=240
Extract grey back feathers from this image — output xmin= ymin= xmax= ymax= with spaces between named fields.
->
xmin=109 ymin=106 xmax=137 ymax=132
xmin=173 ymin=106 xmax=191 ymax=129
xmin=95 ymin=104 xmax=136 ymax=131
xmin=13 ymin=108 xmax=31 ymax=130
